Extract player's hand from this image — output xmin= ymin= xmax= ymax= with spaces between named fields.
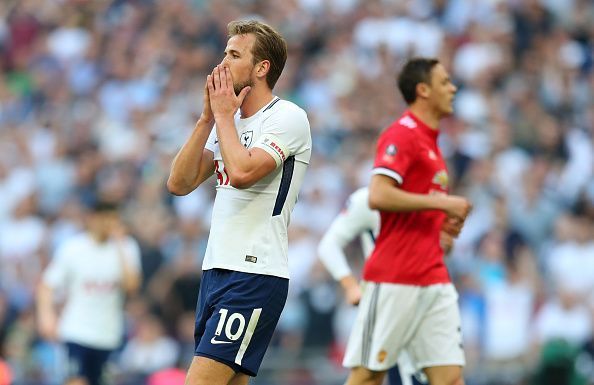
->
xmin=208 ymin=65 xmax=251 ymax=120
xmin=200 ymin=76 xmax=214 ymax=124
xmin=440 ymin=230 xmax=454 ymax=255
xmin=339 ymin=275 xmax=362 ymax=306
xmin=442 ymin=216 xmax=464 ymax=238
xmin=442 ymin=195 xmax=472 ymax=221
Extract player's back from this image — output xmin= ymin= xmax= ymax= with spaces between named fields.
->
xmin=364 ymin=111 xmax=450 ymax=286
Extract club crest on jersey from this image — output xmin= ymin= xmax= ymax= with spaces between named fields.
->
xmin=432 ymin=170 xmax=449 ymax=190
xmin=377 ymin=350 xmax=387 ymax=363
xmin=382 ymin=144 xmax=397 ymax=163
xmin=240 ymin=131 xmax=253 ymax=148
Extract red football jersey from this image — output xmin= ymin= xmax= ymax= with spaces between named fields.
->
xmin=363 ymin=110 xmax=451 ymax=285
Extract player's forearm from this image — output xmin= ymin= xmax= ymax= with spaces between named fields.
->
xmin=36 ymin=284 xmax=56 ymax=320
xmin=215 ymin=116 xmax=259 ymax=182
xmin=120 ymin=268 xmax=141 ymax=295
xmin=167 ymin=119 xmax=214 ymax=195
xmin=369 ymin=175 xmax=449 ymax=212
xmin=115 ymin=243 xmax=141 ymax=295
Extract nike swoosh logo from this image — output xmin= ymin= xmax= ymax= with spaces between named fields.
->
xmin=214 ymin=139 xmax=219 ymax=144
xmin=210 ymin=336 xmax=232 ymax=345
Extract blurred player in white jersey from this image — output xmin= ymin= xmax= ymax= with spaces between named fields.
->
xmin=167 ymin=20 xmax=311 ymax=385
xmin=36 ymin=201 xmax=142 ymax=385
xmin=318 ymin=187 xmax=454 ymax=385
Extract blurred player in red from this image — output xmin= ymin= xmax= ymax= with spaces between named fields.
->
xmin=342 ymin=58 xmax=472 ymax=385
xmin=318 ymin=186 xmax=455 ymax=385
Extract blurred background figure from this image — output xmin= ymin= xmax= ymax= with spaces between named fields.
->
xmin=36 ymin=201 xmax=141 ymax=385
xmin=0 ymin=0 xmax=592 ymax=384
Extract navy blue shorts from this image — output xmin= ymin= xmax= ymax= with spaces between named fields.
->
xmin=65 ymin=342 xmax=111 ymax=385
xmin=194 ymin=268 xmax=289 ymax=376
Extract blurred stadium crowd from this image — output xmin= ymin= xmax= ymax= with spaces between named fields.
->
xmin=0 ymin=0 xmax=593 ymax=384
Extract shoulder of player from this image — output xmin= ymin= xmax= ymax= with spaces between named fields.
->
xmin=346 ymin=187 xmax=373 ymax=214
xmin=263 ymin=99 xmax=308 ymax=121
xmin=349 ymin=187 xmax=369 ymax=207
xmin=379 ymin=120 xmax=418 ymax=144
xmin=119 ymin=235 xmax=141 ymax=251
xmin=55 ymin=232 xmax=92 ymax=256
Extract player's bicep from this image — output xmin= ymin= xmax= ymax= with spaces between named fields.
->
xmin=194 ymin=149 xmax=215 ymax=188
xmin=332 ymin=206 xmax=371 ymax=244
xmin=230 ymin=148 xmax=277 ymax=189
xmin=368 ymin=173 xmax=400 ymax=210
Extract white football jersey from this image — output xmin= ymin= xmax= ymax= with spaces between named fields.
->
xmin=203 ymin=97 xmax=312 ymax=278
xmin=43 ymin=233 xmax=141 ymax=349
xmin=317 ymin=187 xmax=379 ymax=280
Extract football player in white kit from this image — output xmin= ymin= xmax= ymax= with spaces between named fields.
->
xmin=37 ymin=201 xmax=142 ymax=385
xmin=318 ymin=187 xmax=455 ymax=385
xmin=167 ymin=20 xmax=311 ymax=385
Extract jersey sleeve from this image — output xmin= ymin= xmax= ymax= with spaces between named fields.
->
xmin=372 ymin=128 xmax=416 ymax=184
xmin=43 ymin=241 xmax=72 ymax=289
xmin=317 ymin=189 xmax=375 ymax=281
xmin=253 ymin=105 xmax=311 ymax=167
xmin=204 ymin=126 xmax=217 ymax=153
xmin=122 ymin=237 xmax=142 ymax=274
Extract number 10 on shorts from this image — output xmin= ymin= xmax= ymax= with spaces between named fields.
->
xmin=213 ymin=308 xmax=263 ymax=365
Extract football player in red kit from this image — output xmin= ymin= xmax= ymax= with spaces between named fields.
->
xmin=342 ymin=58 xmax=472 ymax=385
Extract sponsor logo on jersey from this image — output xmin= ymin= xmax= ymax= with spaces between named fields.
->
xmin=432 ymin=170 xmax=449 ymax=190
xmin=398 ymin=115 xmax=417 ymax=129
xmin=245 ymin=255 xmax=257 ymax=263
xmin=240 ymin=130 xmax=253 ymax=148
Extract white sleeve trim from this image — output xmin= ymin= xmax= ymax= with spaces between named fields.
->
xmin=372 ymin=168 xmax=403 ymax=184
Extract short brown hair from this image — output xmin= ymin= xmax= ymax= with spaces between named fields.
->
xmin=228 ymin=20 xmax=287 ymax=90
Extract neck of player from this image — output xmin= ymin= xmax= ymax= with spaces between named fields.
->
xmin=240 ymin=86 xmax=274 ymax=119
xmin=409 ymin=103 xmax=441 ymax=130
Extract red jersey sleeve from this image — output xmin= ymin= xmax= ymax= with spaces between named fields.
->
xmin=372 ymin=127 xmax=417 ymax=185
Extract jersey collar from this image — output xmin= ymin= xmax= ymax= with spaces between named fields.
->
xmin=405 ymin=110 xmax=439 ymax=141
xmin=239 ymin=96 xmax=280 ymax=123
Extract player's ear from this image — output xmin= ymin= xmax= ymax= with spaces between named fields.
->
xmin=416 ymin=82 xmax=431 ymax=99
xmin=256 ymin=60 xmax=270 ymax=79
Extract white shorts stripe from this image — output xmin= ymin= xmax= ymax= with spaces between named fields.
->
xmin=234 ymin=308 xmax=262 ymax=365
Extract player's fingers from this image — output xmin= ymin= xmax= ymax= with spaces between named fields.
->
xmin=213 ymin=66 xmax=221 ymax=90
xmin=223 ymin=66 xmax=234 ymax=91
xmin=219 ymin=65 xmax=228 ymax=92
xmin=237 ymin=85 xmax=251 ymax=104
xmin=206 ymin=74 xmax=214 ymax=94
